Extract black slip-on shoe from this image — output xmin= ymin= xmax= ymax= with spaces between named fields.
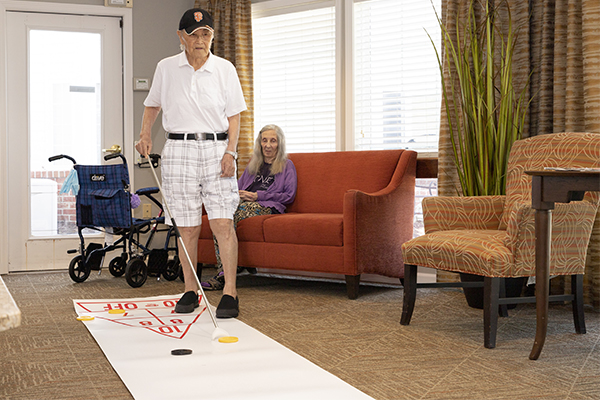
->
xmin=216 ymin=294 xmax=239 ymax=319
xmin=174 ymin=291 xmax=199 ymax=314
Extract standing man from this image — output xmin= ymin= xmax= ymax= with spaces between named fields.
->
xmin=135 ymin=8 xmax=246 ymax=318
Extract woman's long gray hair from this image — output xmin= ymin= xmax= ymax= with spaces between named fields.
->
xmin=246 ymin=124 xmax=288 ymax=175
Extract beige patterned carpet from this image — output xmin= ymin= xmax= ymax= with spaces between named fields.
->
xmin=1 ymin=268 xmax=599 ymax=400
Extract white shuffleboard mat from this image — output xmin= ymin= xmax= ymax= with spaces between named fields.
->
xmin=73 ymin=294 xmax=374 ymax=400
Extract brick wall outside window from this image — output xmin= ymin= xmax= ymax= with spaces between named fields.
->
xmin=31 ymin=169 xmax=77 ymax=234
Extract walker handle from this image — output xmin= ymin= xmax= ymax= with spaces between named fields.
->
xmin=104 ymin=153 xmax=127 ymax=165
xmin=49 ymin=154 xmax=76 ymax=164
xmin=140 ymin=153 xmax=161 ymax=168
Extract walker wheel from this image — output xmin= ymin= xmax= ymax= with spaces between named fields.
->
xmin=125 ymin=257 xmax=148 ymax=288
xmin=108 ymin=256 xmax=127 ymax=277
xmin=163 ymin=257 xmax=180 ymax=281
xmin=69 ymin=255 xmax=91 ymax=283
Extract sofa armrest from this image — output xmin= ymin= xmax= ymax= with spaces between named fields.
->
xmin=422 ymin=195 xmax=506 ymax=233
xmin=343 ymin=150 xmax=417 ymax=278
xmin=504 ymin=200 xmax=598 ymax=276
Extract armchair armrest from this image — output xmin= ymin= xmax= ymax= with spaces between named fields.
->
xmin=422 ymin=195 xmax=506 ymax=233
xmin=343 ymin=150 xmax=417 ymax=278
xmin=505 ymin=200 xmax=598 ymax=276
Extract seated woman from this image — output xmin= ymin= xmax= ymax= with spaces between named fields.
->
xmin=202 ymin=124 xmax=298 ymax=290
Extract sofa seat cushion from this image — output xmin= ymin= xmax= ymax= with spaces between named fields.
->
xmin=199 ymin=214 xmax=275 ymax=242
xmin=237 ymin=215 xmax=274 ymax=242
xmin=263 ymin=213 xmax=343 ymax=246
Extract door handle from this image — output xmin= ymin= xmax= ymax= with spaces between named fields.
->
xmin=102 ymin=144 xmax=122 ymax=154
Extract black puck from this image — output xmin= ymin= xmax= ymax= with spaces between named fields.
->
xmin=171 ymin=349 xmax=193 ymax=356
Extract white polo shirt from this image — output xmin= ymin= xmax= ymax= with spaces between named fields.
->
xmin=144 ymin=51 xmax=247 ymax=134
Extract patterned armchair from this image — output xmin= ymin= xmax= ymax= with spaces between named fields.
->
xmin=400 ymin=132 xmax=600 ymax=348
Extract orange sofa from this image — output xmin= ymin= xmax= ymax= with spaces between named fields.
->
xmin=197 ymin=149 xmax=418 ymax=298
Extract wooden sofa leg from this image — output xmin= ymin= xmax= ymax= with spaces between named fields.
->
xmin=571 ymin=274 xmax=586 ymax=334
xmin=484 ymin=277 xmax=500 ymax=349
xmin=345 ymin=275 xmax=360 ymax=299
xmin=400 ymin=264 xmax=417 ymax=326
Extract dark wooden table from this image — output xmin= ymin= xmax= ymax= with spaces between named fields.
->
xmin=525 ymin=170 xmax=600 ymax=360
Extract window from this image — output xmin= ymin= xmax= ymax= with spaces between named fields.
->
xmin=253 ymin=3 xmax=336 ymax=152
xmin=354 ymin=1 xmax=441 ymax=151
xmin=253 ymin=0 xmax=441 ymax=153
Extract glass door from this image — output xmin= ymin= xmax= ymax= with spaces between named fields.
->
xmin=7 ymin=12 xmax=124 ymax=271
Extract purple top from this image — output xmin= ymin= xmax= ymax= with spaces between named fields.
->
xmin=238 ymin=159 xmax=297 ymax=214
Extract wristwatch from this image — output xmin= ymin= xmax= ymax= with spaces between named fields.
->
xmin=224 ymin=150 xmax=238 ymax=160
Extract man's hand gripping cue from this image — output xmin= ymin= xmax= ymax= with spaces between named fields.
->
xmin=135 ymin=137 xmax=153 ymax=159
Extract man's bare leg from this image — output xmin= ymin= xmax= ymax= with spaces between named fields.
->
xmin=179 ymin=226 xmax=201 ymax=293
xmin=209 ymin=218 xmax=238 ymax=299
xmin=174 ymin=226 xmax=201 ymax=314
xmin=210 ymin=218 xmax=239 ymax=318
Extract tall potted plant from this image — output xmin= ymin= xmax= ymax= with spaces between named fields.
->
xmin=430 ymin=0 xmax=532 ymax=307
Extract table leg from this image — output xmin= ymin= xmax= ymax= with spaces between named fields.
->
xmin=530 ymin=209 xmax=551 ymax=360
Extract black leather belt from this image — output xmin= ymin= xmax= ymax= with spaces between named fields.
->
xmin=167 ymin=132 xmax=228 ymax=140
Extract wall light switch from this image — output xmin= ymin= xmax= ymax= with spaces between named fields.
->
xmin=105 ymin=0 xmax=132 ymax=8
xmin=143 ymin=204 xmax=152 ymax=218
xmin=134 ymin=78 xmax=150 ymax=91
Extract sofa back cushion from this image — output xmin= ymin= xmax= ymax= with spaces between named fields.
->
xmin=287 ymin=150 xmax=405 ymax=214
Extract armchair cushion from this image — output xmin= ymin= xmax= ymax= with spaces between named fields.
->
xmin=423 ymin=195 xmax=505 ymax=233
xmin=402 ymin=230 xmax=512 ymax=276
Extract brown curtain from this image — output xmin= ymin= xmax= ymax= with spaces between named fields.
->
xmin=195 ymin=0 xmax=254 ymax=174
xmin=437 ymin=0 xmax=600 ymax=308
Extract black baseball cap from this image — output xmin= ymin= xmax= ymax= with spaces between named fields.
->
xmin=179 ymin=8 xmax=213 ymax=34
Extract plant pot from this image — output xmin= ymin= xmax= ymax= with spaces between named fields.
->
xmin=459 ymin=273 xmax=485 ymax=309
xmin=459 ymin=273 xmax=526 ymax=310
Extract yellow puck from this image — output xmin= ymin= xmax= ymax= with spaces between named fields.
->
xmin=108 ymin=309 xmax=126 ymax=314
xmin=77 ymin=315 xmax=95 ymax=321
xmin=218 ymin=336 xmax=239 ymax=343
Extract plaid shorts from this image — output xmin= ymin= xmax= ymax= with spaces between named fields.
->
xmin=161 ymin=139 xmax=239 ymax=227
